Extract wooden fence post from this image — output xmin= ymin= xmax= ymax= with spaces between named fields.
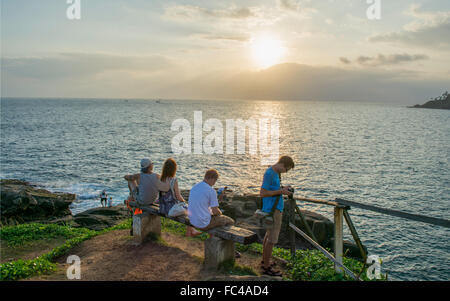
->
xmin=334 ymin=206 xmax=344 ymax=273
xmin=289 ymin=198 xmax=296 ymax=258
xmin=343 ymin=209 xmax=367 ymax=261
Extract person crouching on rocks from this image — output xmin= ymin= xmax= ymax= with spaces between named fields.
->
xmin=187 ymin=169 xmax=234 ymax=237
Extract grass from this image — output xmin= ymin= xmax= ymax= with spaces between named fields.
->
xmin=1 ymin=217 xmax=384 ymax=281
xmin=0 ymin=219 xmax=133 ymax=281
xmin=161 ymin=217 xmax=382 ymax=281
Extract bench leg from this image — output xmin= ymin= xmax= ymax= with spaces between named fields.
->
xmin=204 ymin=237 xmax=235 ymax=269
xmin=133 ymin=214 xmax=161 ymax=244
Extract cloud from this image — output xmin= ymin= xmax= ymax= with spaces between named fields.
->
xmin=339 ymin=57 xmax=351 ymax=64
xmin=355 ymin=53 xmax=429 ymax=66
xmin=277 ymin=0 xmax=301 ymax=11
xmin=200 ymin=34 xmax=250 ymax=42
xmin=2 ymin=53 xmax=172 ymax=79
xmin=370 ymin=5 xmax=450 ymax=49
xmin=158 ymin=63 xmax=449 ymax=104
xmin=164 ymin=4 xmax=255 ymax=21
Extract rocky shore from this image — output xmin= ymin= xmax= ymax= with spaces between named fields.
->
xmin=1 ymin=179 xmax=363 ymax=259
xmin=409 ymin=91 xmax=450 ymax=110
xmin=0 ymin=179 xmax=130 ymax=230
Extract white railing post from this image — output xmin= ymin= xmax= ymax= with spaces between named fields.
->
xmin=334 ymin=207 xmax=344 ymax=273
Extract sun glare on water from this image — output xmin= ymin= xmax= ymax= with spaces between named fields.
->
xmin=250 ymin=36 xmax=286 ymax=69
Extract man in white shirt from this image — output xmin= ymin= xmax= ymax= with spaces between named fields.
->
xmin=187 ymin=169 xmax=234 ymax=233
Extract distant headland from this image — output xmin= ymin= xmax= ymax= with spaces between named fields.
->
xmin=409 ymin=91 xmax=450 ymax=110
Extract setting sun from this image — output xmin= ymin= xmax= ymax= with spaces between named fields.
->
xmin=250 ymin=36 xmax=286 ymax=69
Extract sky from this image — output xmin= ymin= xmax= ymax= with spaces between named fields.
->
xmin=1 ymin=0 xmax=450 ymax=104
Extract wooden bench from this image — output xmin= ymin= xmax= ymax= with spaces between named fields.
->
xmin=128 ymin=202 xmax=258 ymax=269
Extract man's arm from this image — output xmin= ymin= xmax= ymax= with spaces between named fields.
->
xmin=124 ymin=173 xmax=140 ymax=182
xmin=260 ymin=187 xmax=291 ymax=198
xmin=211 ymin=206 xmax=222 ymax=216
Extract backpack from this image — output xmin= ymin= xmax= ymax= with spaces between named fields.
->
xmin=158 ymin=178 xmax=178 ymax=216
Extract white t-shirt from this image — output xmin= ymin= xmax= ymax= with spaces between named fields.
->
xmin=188 ymin=181 xmax=219 ymax=229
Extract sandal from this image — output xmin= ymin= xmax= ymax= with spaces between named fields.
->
xmin=261 ymin=265 xmax=282 ymax=277
xmin=260 ymin=261 xmax=276 ymax=268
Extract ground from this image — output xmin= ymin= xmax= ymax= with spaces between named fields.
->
xmin=23 ymin=229 xmax=287 ymax=281
xmin=1 ymin=237 xmax=67 ymax=264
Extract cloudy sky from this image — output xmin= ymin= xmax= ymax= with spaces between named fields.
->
xmin=1 ymin=0 xmax=450 ymax=104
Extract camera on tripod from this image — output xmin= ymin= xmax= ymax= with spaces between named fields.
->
xmin=286 ymin=186 xmax=295 ymax=200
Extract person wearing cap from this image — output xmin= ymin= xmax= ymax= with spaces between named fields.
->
xmin=124 ymin=158 xmax=170 ymax=206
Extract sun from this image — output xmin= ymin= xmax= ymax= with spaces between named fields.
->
xmin=250 ymin=36 xmax=286 ymax=69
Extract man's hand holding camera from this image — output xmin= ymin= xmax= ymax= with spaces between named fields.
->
xmin=281 ymin=185 xmax=294 ymax=197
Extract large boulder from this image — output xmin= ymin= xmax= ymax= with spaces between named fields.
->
xmin=0 ymin=179 xmax=75 ymax=226
xmin=71 ymin=205 xmax=131 ymax=231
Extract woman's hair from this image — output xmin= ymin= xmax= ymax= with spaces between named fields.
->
xmin=161 ymin=158 xmax=177 ymax=182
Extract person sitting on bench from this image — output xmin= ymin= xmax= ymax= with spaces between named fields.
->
xmin=187 ymin=169 xmax=234 ymax=236
xmin=124 ymin=158 xmax=170 ymax=207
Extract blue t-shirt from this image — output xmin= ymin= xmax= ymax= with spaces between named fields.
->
xmin=261 ymin=167 xmax=283 ymax=213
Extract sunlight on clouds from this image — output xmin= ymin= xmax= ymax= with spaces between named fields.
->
xmin=250 ymin=35 xmax=287 ymax=69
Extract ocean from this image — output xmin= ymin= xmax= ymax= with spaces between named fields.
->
xmin=1 ymin=97 xmax=449 ymax=280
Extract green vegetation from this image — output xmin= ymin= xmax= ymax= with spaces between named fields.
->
xmin=161 ymin=217 xmax=379 ymax=281
xmin=1 ymin=223 xmax=94 ymax=248
xmin=1 ymin=217 xmax=383 ymax=281
xmin=0 ymin=219 xmax=132 ymax=281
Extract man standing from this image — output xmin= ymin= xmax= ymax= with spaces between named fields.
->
xmin=260 ymin=156 xmax=295 ymax=277
xmin=100 ymin=190 xmax=107 ymax=207
xmin=187 ymin=169 xmax=234 ymax=236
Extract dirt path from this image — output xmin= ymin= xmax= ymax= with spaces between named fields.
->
xmin=27 ymin=229 xmax=286 ymax=281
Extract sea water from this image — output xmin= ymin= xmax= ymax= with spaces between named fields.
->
xmin=1 ymin=97 xmax=449 ymax=280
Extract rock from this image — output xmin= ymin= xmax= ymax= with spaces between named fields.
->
xmin=409 ymin=91 xmax=450 ymax=110
xmin=0 ymin=179 xmax=75 ymax=226
xmin=330 ymin=238 xmax=367 ymax=260
xmin=72 ymin=205 xmax=131 ymax=231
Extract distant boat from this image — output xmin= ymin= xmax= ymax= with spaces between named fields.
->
xmin=156 ymin=100 xmax=162 ymax=104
